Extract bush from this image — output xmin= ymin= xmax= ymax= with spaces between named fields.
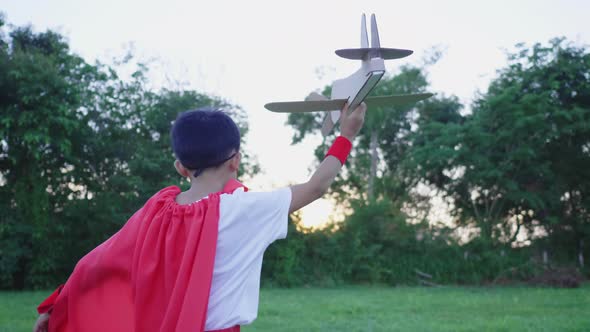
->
xmin=262 ymin=200 xmax=560 ymax=287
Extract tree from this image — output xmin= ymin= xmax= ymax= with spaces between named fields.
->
xmin=0 ymin=18 xmax=258 ymax=289
xmin=406 ymin=38 xmax=590 ymax=251
xmin=0 ymin=21 xmax=115 ymax=288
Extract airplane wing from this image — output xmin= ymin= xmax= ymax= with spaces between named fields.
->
xmin=335 ymin=48 xmax=413 ymax=60
xmin=364 ymin=93 xmax=434 ymax=108
xmin=378 ymin=48 xmax=414 ymax=60
xmin=264 ymin=99 xmax=347 ymax=113
xmin=265 ymin=94 xmax=433 ymax=113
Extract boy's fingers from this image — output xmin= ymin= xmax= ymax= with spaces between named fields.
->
xmin=340 ymin=102 xmax=349 ymax=119
xmin=358 ymin=102 xmax=367 ymax=114
xmin=350 ymin=102 xmax=367 ymax=119
xmin=340 ymin=102 xmax=367 ymax=124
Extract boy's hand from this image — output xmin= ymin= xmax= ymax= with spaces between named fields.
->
xmin=339 ymin=102 xmax=367 ymax=140
xmin=33 ymin=313 xmax=50 ymax=332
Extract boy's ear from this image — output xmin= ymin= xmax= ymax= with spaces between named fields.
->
xmin=174 ymin=160 xmax=192 ymax=178
xmin=229 ymin=152 xmax=241 ymax=172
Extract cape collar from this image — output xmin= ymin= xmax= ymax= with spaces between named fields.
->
xmin=221 ymin=179 xmax=248 ymax=194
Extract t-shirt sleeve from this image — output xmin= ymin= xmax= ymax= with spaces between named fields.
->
xmin=219 ymin=187 xmax=292 ymax=246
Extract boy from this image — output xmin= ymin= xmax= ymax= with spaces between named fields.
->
xmin=34 ymin=102 xmax=366 ymax=332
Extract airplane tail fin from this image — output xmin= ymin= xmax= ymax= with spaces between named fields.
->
xmin=361 ymin=14 xmax=369 ymax=48
xmin=370 ymin=14 xmax=380 ymax=48
xmin=336 ymin=13 xmax=412 ymax=60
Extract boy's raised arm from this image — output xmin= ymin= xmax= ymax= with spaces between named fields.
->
xmin=289 ymin=102 xmax=366 ymax=213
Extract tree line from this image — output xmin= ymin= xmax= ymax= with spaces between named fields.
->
xmin=1 ymin=17 xmax=588 ymax=289
xmin=272 ymin=37 xmax=589 ymax=286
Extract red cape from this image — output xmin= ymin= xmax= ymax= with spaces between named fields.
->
xmin=40 ymin=180 xmax=246 ymax=332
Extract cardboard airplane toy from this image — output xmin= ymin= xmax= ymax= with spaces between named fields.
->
xmin=264 ymin=14 xmax=434 ymax=136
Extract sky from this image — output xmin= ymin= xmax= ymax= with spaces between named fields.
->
xmin=2 ymin=0 xmax=589 ymax=227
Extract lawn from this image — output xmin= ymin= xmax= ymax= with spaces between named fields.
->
xmin=1 ymin=286 xmax=588 ymax=332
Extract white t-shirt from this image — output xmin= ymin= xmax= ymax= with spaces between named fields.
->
xmin=204 ymin=187 xmax=292 ymax=330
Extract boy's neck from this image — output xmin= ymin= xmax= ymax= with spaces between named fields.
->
xmin=191 ymin=175 xmax=227 ymax=194
xmin=176 ymin=172 xmax=234 ymax=205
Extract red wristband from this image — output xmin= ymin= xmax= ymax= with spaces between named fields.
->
xmin=325 ymin=136 xmax=352 ymax=165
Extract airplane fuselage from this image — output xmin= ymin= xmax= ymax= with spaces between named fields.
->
xmin=329 ymin=57 xmax=385 ymax=123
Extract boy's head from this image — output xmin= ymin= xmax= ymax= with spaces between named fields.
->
xmin=171 ymin=108 xmax=241 ymax=178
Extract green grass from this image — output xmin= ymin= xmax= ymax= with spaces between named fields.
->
xmin=1 ymin=286 xmax=589 ymax=332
